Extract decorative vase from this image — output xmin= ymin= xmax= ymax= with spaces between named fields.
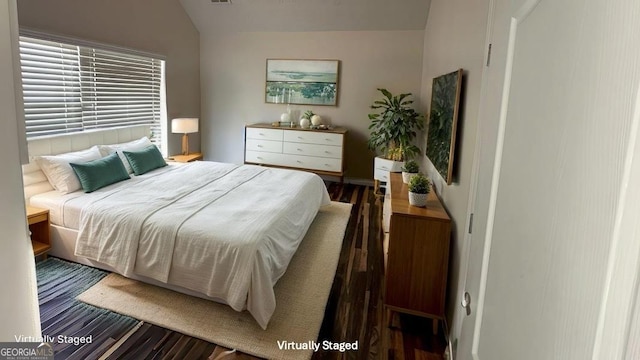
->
xmin=280 ymin=112 xmax=291 ymax=123
xmin=311 ymin=114 xmax=322 ymax=126
xmin=408 ymin=191 xmax=428 ymax=207
xmin=402 ymin=172 xmax=418 ymax=184
xmin=300 ymin=117 xmax=310 ymax=129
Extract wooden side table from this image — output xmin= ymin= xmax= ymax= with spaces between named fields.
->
xmin=26 ymin=206 xmax=51 ymax=259
xmin=167 ymin=152 xmax=203 ymax=163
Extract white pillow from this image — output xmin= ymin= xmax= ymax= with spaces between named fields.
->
xmin=98 ymin=137 xmax=153 ymax=174
xmin=35 ymin=146 xmax=103 ymax=194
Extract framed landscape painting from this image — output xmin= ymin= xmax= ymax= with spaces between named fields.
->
xmin=425 ymin=69 xmax=463 ymax=185
xmin=265 ymin=59 xmax=339 ymax=106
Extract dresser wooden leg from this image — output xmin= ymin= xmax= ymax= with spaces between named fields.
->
xmin=432 ymin=319 xmax=439 ymax=335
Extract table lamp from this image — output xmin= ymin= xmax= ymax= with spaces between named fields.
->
xmin=171 ymin=118 xmax=199 ymax=155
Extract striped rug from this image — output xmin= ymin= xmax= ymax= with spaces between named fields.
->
xmin=36 ymin=259 xmax=138 ymax=359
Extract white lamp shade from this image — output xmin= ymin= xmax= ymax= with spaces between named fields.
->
xmin=171 ymin=118 xmax=199 ymax=134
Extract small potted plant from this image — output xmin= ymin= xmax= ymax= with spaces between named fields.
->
xmin=299 ymin=110 xmax=315 ymax=128
xmin=408 ymin=173 xmax=430 ymax=207
xmin=401 ymin=159 xmax=420 ymax=184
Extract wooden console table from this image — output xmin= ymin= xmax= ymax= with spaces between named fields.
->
xmin=383 ymin=173 xmax=451 ymax=333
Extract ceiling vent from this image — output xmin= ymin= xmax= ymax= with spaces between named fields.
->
xmin=210 ymin=0 xmax=231 ymax=3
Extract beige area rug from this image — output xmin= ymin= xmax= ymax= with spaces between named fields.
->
xmin=77 ymin=201 xmax=352 ymax=360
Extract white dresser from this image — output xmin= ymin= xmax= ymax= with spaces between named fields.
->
xmin=373 ymin=156 xmax=404 ymax=195
xmin=244 ymin=124 xmax=347 ymax=181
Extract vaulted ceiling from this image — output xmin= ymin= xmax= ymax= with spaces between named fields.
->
xmin=179 ymin=0 xmax=431 ymax=33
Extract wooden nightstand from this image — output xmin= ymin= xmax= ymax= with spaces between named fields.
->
xmin=26 ymin=206 xmax=51 ymax=259
xmin=167 ymin=152 xmax=203 ymax=163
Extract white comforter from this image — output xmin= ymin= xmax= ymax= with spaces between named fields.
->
xmin=74 ymin=161 xmax=331 ymax=329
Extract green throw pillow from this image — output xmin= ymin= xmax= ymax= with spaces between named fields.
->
xmin=122 ymin=145 xmax=167 ymax=176
xmin=70 ymin=152 xmax=130 ymax=193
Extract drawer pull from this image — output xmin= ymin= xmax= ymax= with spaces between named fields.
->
xmin=297 ymin=160 xmax=302 ymax=164
xmin=259 ymin=133 xmax=264 ymax=136
xmin=297 ymin=148 xmax=303 ymax=151
xmin=324 ymin=151 xmax=330 ymax=154
xmin=257 ymin=145 xmax=263 ymax=148
xmin=257 ymin=157 xmax=263 ymax=160
xmin=297 ymin=136 xmax=304 ymax=140
xmin=325 ymin=138 xmax=331 ymax=141
xmin=381 ymin=166 xmax=389 ymax=170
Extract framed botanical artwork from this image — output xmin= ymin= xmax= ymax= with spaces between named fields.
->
xmin=265 ymin=59 xmax=340 ymax=106
xmin=425 ymin=69 xmax=463 ymax=185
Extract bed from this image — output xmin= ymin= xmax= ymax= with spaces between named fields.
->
xmin=23 ymin=125 xmax=331 ymax=329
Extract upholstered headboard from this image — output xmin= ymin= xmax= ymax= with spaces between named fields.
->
xmin=22 ymin=125 xmax=151 ymax=202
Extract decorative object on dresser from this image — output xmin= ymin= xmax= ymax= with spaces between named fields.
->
xmin=299 ymin=110 xmax=314 ymax=128
xmin=383 ymin=173 xmax=451 ymax=335
xmin=265 ymin=59 xmax=340 ymax=106
xmin=407 ymin=173 xmax=430 ymax=207
xmin=425 ymin=69 xmax=463 ymax=185
xmin=171 ymin=118 xmax=199 ymax=155
xmin=244 ymin=123 xmax=347 ymax=182
xmin=311 ymin=114 xmax=323 ymax=126
xmin=401 ymin=159 xmax=420 ymax=184
xmin=26 ymin=206 xmax=50 ymax=259
xmin=368 ymin=88 xmax=424 ymax=194
xmin=280 ymin=112 xmax=291 ymax=124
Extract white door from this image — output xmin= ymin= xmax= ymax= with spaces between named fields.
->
xmin=457 ymin=0 xmax=640 ymax=359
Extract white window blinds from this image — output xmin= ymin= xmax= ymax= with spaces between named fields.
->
xmin=19 ymin=35 xmax=164 ymax=146
xmin=79 ymin=47 xmax=162 ymax=134
xmin=20 ymin=37 xmax=83 ymax=137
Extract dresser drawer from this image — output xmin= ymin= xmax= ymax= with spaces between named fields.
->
xmin=374 ymin=157 xmax=404 ymax=172
xmin=284 ymin=130 xmax=343 ymax=146
xmin=246 ymin=139 xmax=282 ymax=153
xmin=283 ymin=142 xmax=342 ymax=159
xmin=245 ymin=151 xmax=284 ymax=166
xmin=246 ymin=128 xmax=283 ymax=141
xmin=281 ymin=154 xmax=342 ymax=172
xmin=374 ymin=168 xmax=390 ymax=182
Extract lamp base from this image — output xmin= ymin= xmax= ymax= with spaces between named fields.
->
xmin=181 ymin=133 xmax=190 ymax=155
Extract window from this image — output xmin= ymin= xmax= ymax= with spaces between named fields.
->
xmin=19 ymin=34 xmax=165 ymax=149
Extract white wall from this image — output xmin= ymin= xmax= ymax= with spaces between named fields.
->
xmin=0 ymin=0 xmax=41 ymax=340
xmin=16 ymin=0 xmax=201 ymax=157
xmin=419 ymin=0 xmax=490 ymax=335
xmin=200 ymin=30 xmax=425 ymax=179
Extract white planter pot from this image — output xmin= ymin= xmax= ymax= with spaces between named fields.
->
xmin=402 ymin=172 xmax=418 ymax=184
xmin=408 ymin=191 xmax=428 ymax=207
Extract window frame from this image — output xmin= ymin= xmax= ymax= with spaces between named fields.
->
xmin=18 ymin=30 xmax=167 ymax=151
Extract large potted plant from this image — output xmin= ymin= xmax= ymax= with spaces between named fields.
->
xmin=408 ymin=173 xmax=430 ymax=207
xmin=368 ymin=88 xmax=425 ymax=161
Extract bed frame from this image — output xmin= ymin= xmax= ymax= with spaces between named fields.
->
xmin=22 ymin=126 xmax=231 ymax=303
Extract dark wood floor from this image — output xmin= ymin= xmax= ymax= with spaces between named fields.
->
xmin=38 ymin=183 xmax=446 ymax=359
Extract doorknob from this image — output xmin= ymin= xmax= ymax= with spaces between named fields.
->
xmin=461 ymin=292 xmax=471 ymax=316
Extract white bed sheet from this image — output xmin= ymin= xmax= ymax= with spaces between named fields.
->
xmin=35 ymin=161 xmax=330 ymax=329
